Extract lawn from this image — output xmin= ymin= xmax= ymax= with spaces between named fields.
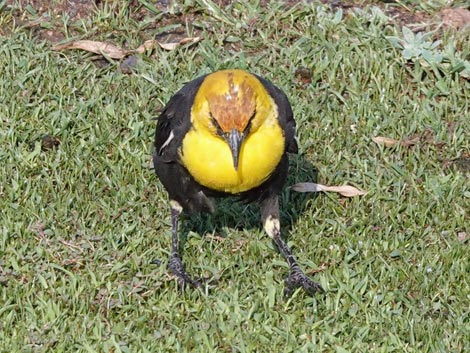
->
xmin=0 ymin=1 xmax=469 ymax=352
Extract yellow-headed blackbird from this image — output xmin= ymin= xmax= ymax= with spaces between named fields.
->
xmin=154 ymin=69 xmax=323 ymax=296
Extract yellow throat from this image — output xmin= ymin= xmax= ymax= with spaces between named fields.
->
xmin=180 ymin=69 xmax=285 ymax=194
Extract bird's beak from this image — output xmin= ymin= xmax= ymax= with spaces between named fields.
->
xmin=226 ymin=128 xmax=243 ymax=171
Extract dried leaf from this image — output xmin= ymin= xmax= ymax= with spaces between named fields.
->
xmin=135 ymin=39 xmax=160 ymax=53
xmin=158 ymin=42 xmax=179 ymax=51
xmin=291 ymin=182 xmax=326 ymax=193
xmin=179 ymin=37 xmax=201 ymax=45
xmin=135 ymin=37 xmax=201 ymax=52
xmin=373 ymin=130 xmax=443 ymax=149
xmin=405 ymin=129 xmax=445 ymax=148
xmin=54 ymin=37 xmax=201 ymax=59
xmin=400 ymin=135 xmax=420 ymax=147
xmin=402 ymin=128 xmax=433 ymax=147
xmin=372 ymin=136 xmax=399 ymax=147
xmin=291 ymin=182 xmax=366 ymax=197
xmin=53 ymin=40 xmax=127 ymax=59
xmin=321 ymin=184 xmax=367 ymax=197
xmin=158 ymin=37 xmax=201 ymax=51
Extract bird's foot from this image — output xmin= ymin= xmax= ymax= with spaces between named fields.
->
xmin=284 ymin=266 xmax=324 ymax=297
xmin=168 ymin=255 xmax=203 ymax=290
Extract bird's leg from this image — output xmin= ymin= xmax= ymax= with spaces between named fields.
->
xmin=261 ymin=196 xmax=324 ymax=297
xmin=168 ymin=200 xmax=202 ymax=289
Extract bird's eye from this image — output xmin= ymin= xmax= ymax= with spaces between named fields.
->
xmin=243 ymin=110 xmax=256 ymax=136
xmin=209 ymin=112 xmax=224 ymax=136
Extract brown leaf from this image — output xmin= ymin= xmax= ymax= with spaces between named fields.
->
xmin=291 ymin=182 xmax=326 ymax=193
xmin=400 ymin=135 xmax=420 ymax=147
xmin=372 ymin=136 xmax=399 ymax=147
xmin=403 ymin=129 xmax=445 ymax=148
xmin=54 ymin=37 xmax=201 ymax=59
xmin=291 ymin=182 xmax=366 ymax=197
xmin=134 ymin=39 xmax=160 ymax=53
xmin=53 ymin=40 xmax=127 ymax=59
xmin=322 ymin=184 xmax=367 ymax=197
xmin=134 ymin=37 xmax=200 ymax=52
xmin=157 ymin=42 xmax=180 ymax=51
xmin=374 ymin=129 xmax=444 ymax=149
xmin=158 ymin=37 xmax=201 ymax=51
xmin=179 ymin=37 xmax=201 ymax=45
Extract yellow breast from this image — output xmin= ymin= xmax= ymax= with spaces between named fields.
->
xmin=180 ymin=122 xmax=285 ymax=194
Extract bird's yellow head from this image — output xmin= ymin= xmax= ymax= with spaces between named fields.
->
xmin=191 ymin=69 xmax=276 ymax=170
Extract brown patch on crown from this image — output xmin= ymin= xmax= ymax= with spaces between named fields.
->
xmin=207 ymin=73 xmax=256 ymax=133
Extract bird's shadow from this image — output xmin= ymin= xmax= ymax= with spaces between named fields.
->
xmin=180 ymin=154 xmax=319 ymax=241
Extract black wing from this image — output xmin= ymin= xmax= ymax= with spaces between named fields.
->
xmin=154 ymin=74 xmax=217 ymax=214
xmin=154 ymin=75 xmax=207 ymax=162
xmin=255 ymin=75 xmax=298 ymax=154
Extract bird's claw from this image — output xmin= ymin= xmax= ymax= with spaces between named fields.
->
xmin=168 ymin=255 xmax=203 ymax=290
xmin=284 ymin=266 xmax=324 ymax=297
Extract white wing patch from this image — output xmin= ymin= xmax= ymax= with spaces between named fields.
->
xmin=159 ymin=130 xmax=174 ymax=155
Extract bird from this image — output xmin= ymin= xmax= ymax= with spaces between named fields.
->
xmin=153 ymin=69 xmax=323 ymax=297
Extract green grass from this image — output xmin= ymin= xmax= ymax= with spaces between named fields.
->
xmin=1 ymin=1 xmax=469 ymax=352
